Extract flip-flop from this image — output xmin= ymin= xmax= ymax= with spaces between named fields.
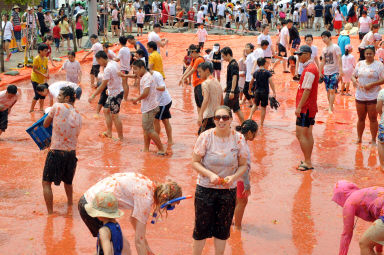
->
xmin=297 ymin=163 xmax=314 ymax=171
xmin=157 ymin=152 xmax=167 ymax=156
xmin=283 ymin=71 xmax=290 ymax=73
xmin=99 ymin=132 xmax=112 ymax=138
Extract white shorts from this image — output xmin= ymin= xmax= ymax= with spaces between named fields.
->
xmin=314 ymin=17 xmax=322 ymax=25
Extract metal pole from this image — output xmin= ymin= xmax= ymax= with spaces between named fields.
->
xmin=84 ymin=0 xmax=97 ymax=48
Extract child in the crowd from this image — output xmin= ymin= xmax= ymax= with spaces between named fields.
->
xmin=36 ymin=81 xmax=82 ymax=106
xmin=2 ymin=14 xmax=13 ymax=62
xmin=134 ymin=49 xmax=147 ymax=66
xmin=30 ymin=44 xmax=49 ymax=112
xmin=114 ymin=36 xmax=131 ymax=101
xmin=341 ymin=44 xmax=356 ymax=96
xmin=175 ymin=7 xmax=185 ymax=29
xmin=60 ymin=51 xmax=82 ymax=85
xmin=196 ymin=24 xmax=208 ymax=50
xmin=183 ymin=50 xmax=192 ymax=85
xmin=84 ymin=192 xmax=124 ymax=255
xmin=225 ymin=10 xmax=231 ymax=28
xmin=52 ymin=20 xmax=61 ymax=52
xmin=42 ymin=35 xmax=56 ymax=67
xmin=287 ymin=55 xmax=298 ymax=77
xmin=136 ymin=7 xmax=145 ymax=36
xmin=211 ymin=43 xmax=222 ymax=82
xmin=248 ymin=57 xmax=277 ymax=126
xmin=262 ymin=14 xmax=268 ymax=26
xmin=377 ymin=41 xmax=384 ymax=63
xmin=239 ymin=8 xmax=248 ymax=33
xmin=103 ymin=43 xmax=117 ymax=60
xmin=204 ymin=49 xmax=212 ymax=63
xmin=0 ymin=85 xmax=19 ymax=137
xmin=81 ymin=34 xmax=103 ymax=88
xmin=293 ymin=7 xmax=299 ymax=26
xmin=238 ymin=49 xmax=247 ymax=104
xmin=234 ymin=119 xmax=258 ymax=229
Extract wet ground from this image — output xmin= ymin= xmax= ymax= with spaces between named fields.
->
xmin=0 ymin=33 xmax=382 ymax=254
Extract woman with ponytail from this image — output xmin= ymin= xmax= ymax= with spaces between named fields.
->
xmin=79 ymin=172 xmax=182 ymax=255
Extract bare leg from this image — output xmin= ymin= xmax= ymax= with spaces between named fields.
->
xmin=356 ymin=102 xmax=367 ymax=143
xmin=30 ymin=99 xmax=38 ymax=112
xmin=42 ymin=181 xmax=54 ymax=214
xmin=162 ymin=119 xmax=173 ymax=144
xmin=248 ymin=104 xmax=257 ymax=120
xmin=143 ymin=132 xmax=150 ymax=152
xmin=328 ymin=89 xmax=336 ymax=112
xmin=234 ymin=197 xmax=248 ymax=229
xmin=154 ymin=119 xmax=161 ymax=135
xmin=367 ymin=103 xmax=378 ymax=145
xmin=39 ymin=99 xmax=45 ymax=111
xmin=122 ymin=77 xmax=129 ymax=100
xmin=148 ymin=130 xmax=165 ymax=153
xmin=64 ymin=183 xmax=73 ymax=206
xmin=260 ymin=106 xmax=266 ymax=126
xmin=379 ymin=142 xmax=384 ymax=170
xmin=213 ymin=238 xmax=226 ymax=255
xmin=103 ymin=108 xmax=113 ymax=137
xmin=90 ymin=74 xmax=96 ymax=88
xmin=296 ymin=125 xmax=314 ymax=168
xmin=192 ymin=239 xmax=206 ymax=255
xmin=112 ymin=113 xmax=123 ymax=140
xmin=360 ymin=225 xmax=379 ymax=255
xmin=235 ymin=109 xmax=245 ymax=123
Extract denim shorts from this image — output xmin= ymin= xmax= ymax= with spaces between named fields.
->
xmin=324 ymin=73 xmax=339 ymax=91
xmin=379 ymin=124 xmax=384 ymax=143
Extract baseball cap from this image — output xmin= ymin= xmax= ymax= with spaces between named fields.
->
xmin=294 ymin=45 xmax=312 ymax=55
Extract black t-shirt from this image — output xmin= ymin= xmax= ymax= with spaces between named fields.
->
xmin=212 ymin=52 xmax=222 ymax=70
xmin=379 ymin=3 xmax=384 ymax=16
xmin=289 ymin=26 xmax=300 ymax=43
xmin=144 ymin=4 xmax=152 ymax=15
xmin=253 ymin=68 xmax=272 ymax=94
xmin=37 ymin=12 xmax=45 ymax=27
xmin=264 ymin=4 xmax=274 ymax=19
xmin=226 ymin=59 xmax=239 ymax=93
xmin=324 ymin=4 xmax=332 ymax=17
xmin=248 ymin=3 xmax=256 ymax=15
xmin=358 ymin=4 xmax=365 ymax=16
xmin=314 ymin=4 xmax=324 ymax=17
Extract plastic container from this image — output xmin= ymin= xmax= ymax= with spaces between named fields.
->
xmin=26 ymin=114 xmax=52 ymax=150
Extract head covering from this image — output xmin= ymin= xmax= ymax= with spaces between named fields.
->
xmin=27 ymin=6 xmax=32 ymax=11
xmin=340 ymin=23 xmax=359 ymax=36
xmin=345 ymin=44 xmax=353 ymax=52
xmin=332 ymin=180 xmax=360 ymax=207
xmin=85 ymin=192 xmax=124 ymax=218
xmin=294 ymin=45 xmax=312 ymax=55
xmin=12 ymin=5 xmax=21 ymax=10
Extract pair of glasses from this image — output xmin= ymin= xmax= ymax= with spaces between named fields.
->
xmin=214 ymin=115 xmax=230 ymax=121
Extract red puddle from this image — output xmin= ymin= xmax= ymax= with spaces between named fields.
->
xmin=0 ymin=33 xmax=382 ymax=254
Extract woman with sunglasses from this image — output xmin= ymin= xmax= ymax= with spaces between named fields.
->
xmin=352 ymin=45 xmax=384 ymax=145
xmin=192 ymin=105 xmax=248 ymax=255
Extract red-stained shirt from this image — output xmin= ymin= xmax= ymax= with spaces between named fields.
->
xmin=53 ymin=25 xmax=61 ymax=39
xmin=296 ymin=61 xmax=319 ymax=118
xmin=191 ymin=56 xmax=205 ymax=87
xmin=187 ymin=11 xmax=195 ymax=21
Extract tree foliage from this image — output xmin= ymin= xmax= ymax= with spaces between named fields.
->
xmin=3 ymin=0 xmax=31 ymax=5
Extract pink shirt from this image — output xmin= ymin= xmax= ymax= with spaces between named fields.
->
xmin=49 ymin=103 xmax=82 ymax=151
xmin=196 ymin=28 xmax=208 ymax=43
xmin=193 ymin=128 xmax=248 ymax=189
xmin=0 ymin=91 xmax=19 ymax=110
xmin=84 ymin=172 xmax=155 ymax=224
xmin=332 ymin=180 xmax=384 ymax=255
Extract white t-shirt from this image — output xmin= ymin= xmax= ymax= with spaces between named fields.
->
xmin=245 ymin=52 xmax=256 ymax=82
xmin=334 ymin=10 xmax=343 ymax=21
xmin=134 ymin=2 xmax=141 ymax=11
xmin=197 ymin=11 xmax=204 ymax=23
xmin=148 ymin=31 xmax=161 ymax=53
xmin=359 ymin=16 xmax=372 ymax=33
xmin=152 ymin=1 xmax=159 ymax=13
xmin=342 ymin=54 xmax=356 ymax=73
xmin=140 ymin=72 xmax=158 ymax=113
xmin=107 ymin=49 xmax=117 ymax=60
xmin=62 ymin=60 xmax=81 ymax=84
xmin=359 ymin=31 xmax=375 ymax=48
xmin=91 ymin=42 xmax=103 ymax=65
xmin=257 ymin=33 xmax=272 ymax=57
xmin=136 ymin=12 xmax=145 ymax=24
xmin=48 ymin=81 xmax=79 ymax=99
xmin=322 ymin=44 xmax=342 ymax=75
xmin=117 ymin=47 xmax=131 ymax=71
xmin=112 ymin=9 xmax=119 ymax=21
xmin=298 ymin=45 xmax=318 ymax=74
xmin=197 ymin=28 xmax=208 ymax=42
xmin=279 ymin=26 xmax=290 ymax=47
xmin=202 ymin=4 xmax=208 ymax=15
xmin=378 ymin=89 xmax=384 ymax=125
xmin=153 ymin=71 xmax=172 ymax=106
xmin=217 ymin=3 xmax=226 ymax=16
xmin=2 ymin=21 xmax=13 ymax=40
xmin=103 ymin=61 xmax=123 ymax=97
xmin=354 ymin=60 xmax=384 ymax=101
xmin=169 ymin=3 xmax=176 ymax=15
xmin=252 ymin=48 xmax=265 ymax=71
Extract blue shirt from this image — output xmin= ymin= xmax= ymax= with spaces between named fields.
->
xmin=338 ymin=35 xmax=350 ymax=56
xmin=341 ymin=4 xmax=348 ymax=17
xmin=136 ymin=41 xmax=149 ymax=65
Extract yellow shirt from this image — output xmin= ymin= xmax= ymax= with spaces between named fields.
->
xmin=59 ymin=20 xmax=69 ymax=34
xmin=125 ymin=5 xmax=136 ymax=18
xmin=149 ymin=51 xmax=165 ymax=78
xmin=31 ymin=55 xmax=48 ymax=84
xmin=257 ymin=9 xmax=262 ymax=21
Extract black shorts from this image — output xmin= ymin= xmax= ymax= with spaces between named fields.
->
xmin=243 ymin=82 xmax=253 ymax=100
xmin=144 ymin=16 xmax=151 ymax=23
xmin=278 ymin=43 xmax=287 ymax=57
xmin=296 ymin=110 xmax=315 ymax=128
xmin=324 ymin=15 xmax=332 ymax=25
xmin=137 ymin=23 xmax=144 ymax=28
xmin=198 ymin=42 xmax=204 ymax=49
xmin=193 ymin=185 xmax=236 ymax=240
xmin=32 ymin=81 xmax=48 ymax=100
xmin=224 ymin=93 xmax=241 ymax=112
xmin=155 ymin=101 xmax=172 ymax=120
xmin=98 ymin=87 xmax=108 ymax=106
xmin=76 ymin=29 xmax=83 ymax=39
xmin=0 ymin=109 xmax=8 ymax=132
xmin=111 ymin=20 xmax=120 ymax=26
xmin=90 ymin=64 xmax=100 ymax=77
xmin=104 ymin=91 xmax=124 ymax=114
xmin=194 ymin=84 xmax=204 ymax=108
xmin=43 ymin=150 xmax=78 ymax=186
xmin=359 ymin=32 xmax=368 ymax=40
xmin=78 ymin=195 xmax=103 ymax=237
xmin=254 ymin=92 xmax=269 ymax=107
xmin=292 ymin=38 xmax=301 ymax=50
xmin=62 ymin=34 xmax=69 ymax=39
xmin=198 ymin=117 xmax=216 ymax=135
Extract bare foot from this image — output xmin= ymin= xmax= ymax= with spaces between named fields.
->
xmin=141 ymin=149 xmax=150 ymax=152
xmin=328 ymin=108 xmax=333 ymax=114
xmin=99 ymin=132 xmax=112 ymax=138
xmin=29 ymin=109 xmax=34 ymax=113
xmin=370 ymin=140 xmax=377 ymax=146
xmin=167 ymin=140 xmax=174 ymax=145
xmin=356 ymin=139 xmax=362 ymax=144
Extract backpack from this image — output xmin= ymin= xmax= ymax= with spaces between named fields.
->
xmin=279 ymin=11 xmax=286 ymax=19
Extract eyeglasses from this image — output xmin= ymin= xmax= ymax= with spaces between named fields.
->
xmin=214 ymin=115 xmax=230 ymax=121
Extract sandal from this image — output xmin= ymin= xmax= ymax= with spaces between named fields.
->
xmin=297 ymin=163 xmax=314 ymax=171
xmin=283 ymin=70 xmax=290 ymax=73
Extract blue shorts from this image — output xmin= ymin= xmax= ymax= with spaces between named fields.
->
xmin=324 ymin=73 xmax=339 ymax=91
xmin=379 ymin=124 xmax=384 ymax=143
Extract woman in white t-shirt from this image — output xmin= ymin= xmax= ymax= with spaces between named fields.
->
xmin=358 ymin=11 xmax=372 ymax=41
xmin=79 ymin=172 xmax=182 ymax=255
xmin=352 ymin=46 xmax=384 ymax=144
xmin=2 ymin=14 xmax=14 ymax=62
xmin=341 ymin=44 xmax=356 ymax=96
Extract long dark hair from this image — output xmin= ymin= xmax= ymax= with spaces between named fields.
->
xmin=236 ymin=119 xmax=258 ymax=134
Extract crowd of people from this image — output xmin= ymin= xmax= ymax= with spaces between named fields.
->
xmin=4 ymin=0 xmax=384 ymax=254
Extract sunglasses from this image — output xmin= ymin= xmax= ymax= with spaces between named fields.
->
xmin=214 ymin=115 xmax=230 ymax=121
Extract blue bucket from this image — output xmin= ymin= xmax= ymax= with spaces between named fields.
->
xmin=26 ymin=114 xmax=53 ymax=150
